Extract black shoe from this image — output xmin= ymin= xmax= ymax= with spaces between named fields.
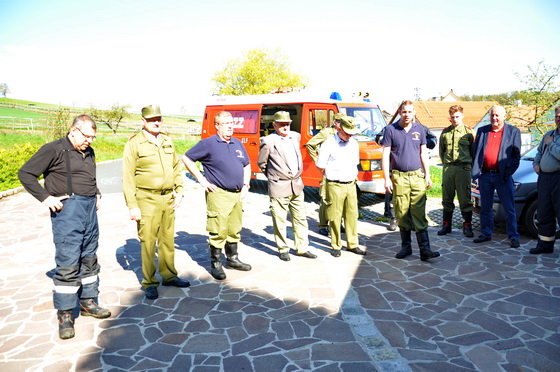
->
xmin=318 ymin=228 xmax=329 ymax=236
xmin=331 ymin=249 xmax=341 ymax=257
xmin=473 ymin=235 xmax=491 ymax=243
xmin=79 ymin=298 xmax=111 ymax=319
xmin=387 ymin=218 xmax=397 ymax=231
xmin=347 ymin=247 xmax=366 ymax=255
xmin=279 ymin=252 xmax=291 ymax=261
xmin=163 ymin=277 xmax=191 ymax=288
xmin=143 ymin=286 xmax=159 ymax=300
xmin=530 ymin=245 xmax=554 ymax=254
xmin=297 ymin=251 xmax=317 ymax=259
xmin=463 ymin=222 xmax=474 ymax=237
xmin=510 ymin=238 xmax=520 ymax=248
xmin=57 ymin=310 xmax=75 ymax=340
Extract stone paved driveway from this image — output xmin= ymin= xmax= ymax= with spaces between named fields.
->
xmin=0 ymin=170 xmax=558 ymax=372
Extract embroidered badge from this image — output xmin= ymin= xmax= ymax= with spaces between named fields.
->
xmin=412 ymin=132 xmax=421 ymax=140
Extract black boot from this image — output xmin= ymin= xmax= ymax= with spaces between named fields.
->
xmin=461 ymin=211 xmax=474 ymax=237
xmin=210 ymin=246 xmax=226 ymax=280
xmin=80 ymin=298 xmax=111 ymax=319
xmin=416 ymin=229 xmax=440 ymax=261
xmin=437 ymin=210 xmax=453 ymax=235
xmin=530 ymin=238 xmax=554 ymax=254
xmin=57 ymin=310 xmax=75 ymax=340
xmin=224 ymin=242 xmax=252 ymax=271
xmin=395 ymin=229 xmax=413 ymax=259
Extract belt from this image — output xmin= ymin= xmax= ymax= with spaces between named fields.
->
xmin=138 ymin=188 xmax=174 ymax=195
xmin=392 ymin=169 xmax=422 ymax=176
xmin=225 ymin=189 xmax=242 ymax=193
xmin=445 ymin=163 xmax=471 ymax=167
xmin=327 ymin=179 xmax=354 ymax=184
xmin=541 ymin=170 xmax=560 ymax=175
xmin=483 ymin=169 xmax=499 ymax=174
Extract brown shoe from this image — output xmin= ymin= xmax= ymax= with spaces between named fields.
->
xmin=57 ymin=310 xmax=75 ymax=340
xmin=79 ymin=298 xmax=111 ymax=319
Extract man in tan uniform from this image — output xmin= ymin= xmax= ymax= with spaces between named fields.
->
xmin=123 ymin=105 xmax=190 ymax=300
xmin=305 ymin=113 xmax=341 ymax=236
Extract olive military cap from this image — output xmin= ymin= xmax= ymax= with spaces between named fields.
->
xmin=340 ymin=116 xmax=358 ymax=135
xmin=142 ymin=105 xmax=162 ymax=119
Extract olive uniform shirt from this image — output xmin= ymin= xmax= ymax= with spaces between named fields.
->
xmin=439 ymin=124 xmax=474 ymax=165
xmin=122 ymin=130 xmax=184 ymax=208
xmin=305 ymin=127 xmax=337 ymax=162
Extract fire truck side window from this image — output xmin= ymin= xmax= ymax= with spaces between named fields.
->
xmin=229 ymin=110 xmax=259 ymax=134
xmin=309 ymin=109 xmax=331 ymax=136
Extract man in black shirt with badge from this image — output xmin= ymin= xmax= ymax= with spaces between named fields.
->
xmin=18 ymin=114 xmax=111 ymax=340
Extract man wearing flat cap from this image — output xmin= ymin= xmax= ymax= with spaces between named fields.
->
xmin=258 ymin=111 xmax=317 ymax=261
xmin=305 ymin=113 xmax=343 ymax=236
xmin=122 ymin=105 xmax=190 ymax=300
xmin=316 ymin=115 xmax=365 ymax=257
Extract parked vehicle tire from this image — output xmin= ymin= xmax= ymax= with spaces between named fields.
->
xmin=522 ymin=198 xmax=538 ymax=238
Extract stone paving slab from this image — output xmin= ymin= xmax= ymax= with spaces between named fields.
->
xmin=0 ymin=167 xmax=559 ymax=372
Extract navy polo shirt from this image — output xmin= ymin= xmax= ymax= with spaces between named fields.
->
xmin=185 ymin=135 xmax=250 ymax=191
xmin=382 ymin=121 xmax=426 ymax=172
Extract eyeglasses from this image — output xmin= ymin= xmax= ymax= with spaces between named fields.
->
xmin=76 ymin=127 xmax=96 ymax=141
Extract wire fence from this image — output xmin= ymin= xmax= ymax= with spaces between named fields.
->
xmin=0 ymin=116 xmax=202 ymax=137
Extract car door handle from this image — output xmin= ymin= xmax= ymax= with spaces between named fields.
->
xmin=249 ymin=142 xmax=258 ymax=145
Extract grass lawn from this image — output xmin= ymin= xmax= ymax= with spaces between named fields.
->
xmin=427 ymin=165 xmax=442 ymax=197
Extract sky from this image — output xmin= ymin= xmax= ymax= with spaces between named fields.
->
xmin=1 ymin=0 xmax=559 ymax=115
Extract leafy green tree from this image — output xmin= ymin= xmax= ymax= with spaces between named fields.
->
xmin=212 ymin=48 xmax=309 ymax=95
xmin=89 ymin=103 xmax=130 ymax=135
xmin=514 ymin=60 xmax=560 ymax=136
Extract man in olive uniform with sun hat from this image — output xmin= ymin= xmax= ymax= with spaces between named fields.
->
xmin=122 ymin=105 xmax=190 ymax=301
xmin=305 ymin=113 xmax=343 ymax=236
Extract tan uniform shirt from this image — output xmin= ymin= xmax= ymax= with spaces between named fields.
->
xmin=122 ymin=130 xmax=184 ymax=209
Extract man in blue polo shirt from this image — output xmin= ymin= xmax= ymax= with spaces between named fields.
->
xmin=182 ymin=111 xmax=252 ymax=280
xmin=382 ymin=100 xmax=440 ymax=261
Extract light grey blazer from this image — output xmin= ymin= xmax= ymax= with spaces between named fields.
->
xmin=258 ymin=131 xmax=305 ymax=198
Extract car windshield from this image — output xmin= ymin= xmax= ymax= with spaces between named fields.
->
xmin=521 ymin=147 xmax=538 ymax=160
xmin=340 ymin=107 xmax=386 ymax=142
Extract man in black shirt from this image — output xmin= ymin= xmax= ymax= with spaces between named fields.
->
xmin=18 ymin=114 xmax=111 ymax=340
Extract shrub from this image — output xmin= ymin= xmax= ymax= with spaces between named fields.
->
xmin=0 ymin=142 xmax=43 ymax=190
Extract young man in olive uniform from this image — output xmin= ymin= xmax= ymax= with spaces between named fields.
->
xmin=382 ymin=100 xmax=440 ymax=261
xmin=438 ymin=105 xmax=475 ymax=237
xmin=305 ymin=113 xmax=341 ymax=236
xmin=123 ymin=105 xmax=190 ymax=301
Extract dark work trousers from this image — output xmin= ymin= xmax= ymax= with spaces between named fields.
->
xmin=384 ymin=191 xmax=395 ymax=219
xmin=537 ymin=171 xmax=560 ymax=241
xmin=51 ymin=195 xmax=100 ymax=310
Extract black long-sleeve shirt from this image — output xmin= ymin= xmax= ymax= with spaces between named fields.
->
xmin=18 ymin=136 xmax=99 ymax=202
